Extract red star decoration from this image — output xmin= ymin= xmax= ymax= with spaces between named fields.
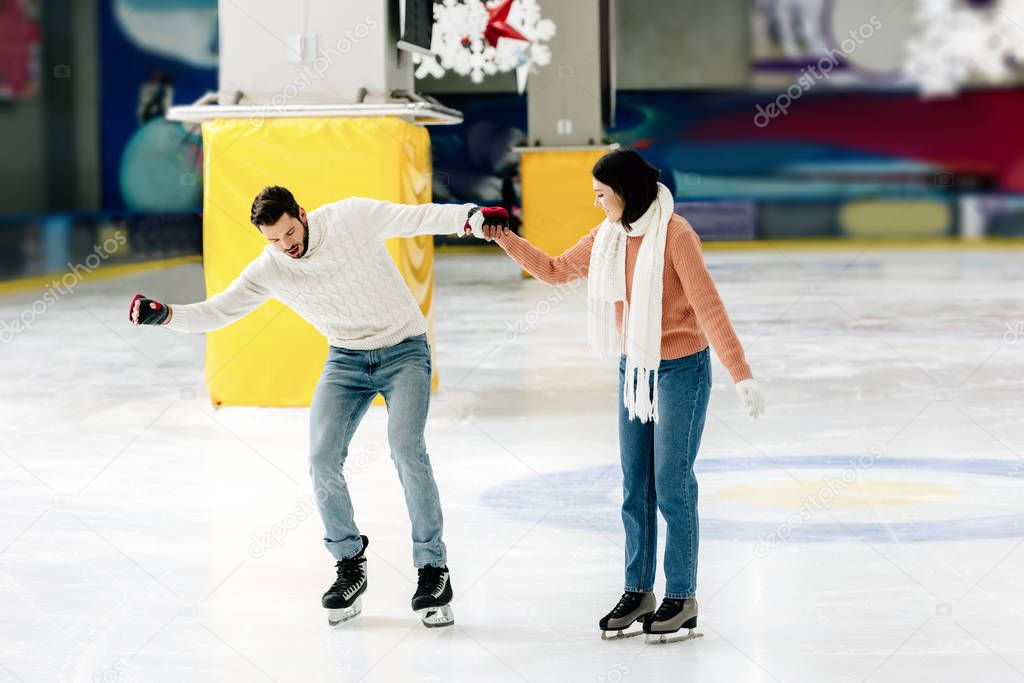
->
xmin=483 ymin=0 xmax=529 ymax=48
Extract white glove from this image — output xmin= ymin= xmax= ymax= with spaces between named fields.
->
xmin=735 ymin=378 xmax=765 ymax=419
xmin=466 ymin=207 xmax=486 ymax=239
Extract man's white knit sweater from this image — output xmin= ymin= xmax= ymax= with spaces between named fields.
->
xmin=166 ymin=198 xmax=473 ymax=349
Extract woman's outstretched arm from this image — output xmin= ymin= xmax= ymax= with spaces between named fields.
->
xmin=493 ymin=227 xmax=600 ymax=285
xmin=670 ymin=220 xmax=753 ymax=383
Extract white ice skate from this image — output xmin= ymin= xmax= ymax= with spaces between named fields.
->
xmin=599 ymin=592 xmax=657 ymax=640
xmin=643 ymin=597 xmax=703 ymax=644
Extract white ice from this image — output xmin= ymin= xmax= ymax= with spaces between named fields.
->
xmin=2 ymin=245 xmax=1023 ymax=682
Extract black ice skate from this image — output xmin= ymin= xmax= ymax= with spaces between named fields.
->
xmin=599 ymin=591 xmax=656 ymax=640
xmin=642 ymin=597 xmax=703 ymax=644
xmin=322 ymin=535 xmax=369 ymax=626
xmin=412 ymin=565 xmax=454 ymax=628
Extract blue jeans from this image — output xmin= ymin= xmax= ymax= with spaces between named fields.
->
xmin=618 ymin=348 xmax=711 ymax=599
xmin=309 ymin=333 xmax=446 ymax=568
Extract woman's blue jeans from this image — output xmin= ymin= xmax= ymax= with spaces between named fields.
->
xmin=618 ymin=348 xmax=711 ymax=599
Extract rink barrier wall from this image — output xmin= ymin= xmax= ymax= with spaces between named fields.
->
xmin=698 ymin=237 xmax=1024 ymax=250
xmin=0 ymin=255 xmax=203 ymax=296
xmin=436 ymin=237 xmax=1024 ymax=256
xmin=2 ymin=236 xmax=1020 ymax=299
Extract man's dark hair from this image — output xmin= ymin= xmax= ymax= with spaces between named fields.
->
xmin=592 ymin=149 xmax=661 ymax=232
xmin=251 ymin=185 xmax=300 ymax=228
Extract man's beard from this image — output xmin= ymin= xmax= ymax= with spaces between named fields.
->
xmin=291 ymin=217 xmax=310 ymax=258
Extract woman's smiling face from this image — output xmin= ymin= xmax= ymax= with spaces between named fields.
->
xmin=593 ymin=177 xmax=625 ymax=223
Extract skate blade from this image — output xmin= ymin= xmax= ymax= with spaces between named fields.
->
xmin=416 ymin=604 xmax=454 ymax=628
xmin=644 ymin=629 xmax=703 ymax=645
xmin=600 ymin=628 xmax=644 ymax=641
xmin=326 ymin=598 xmax=362 ymax=627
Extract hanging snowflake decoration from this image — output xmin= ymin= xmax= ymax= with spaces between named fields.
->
xmin=905 ymin=0 xmax=1024 ymax=96
xmin=414 ymin=0 xmax=557 ymax=93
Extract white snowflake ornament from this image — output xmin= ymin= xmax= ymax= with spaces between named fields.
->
xmin=414 ymin=0 xmax=557 ymax=92
xmin=905 ymin=0 xmax=1024 ymax=96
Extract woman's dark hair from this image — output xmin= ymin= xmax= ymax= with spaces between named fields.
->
xmin=591 ymin=149 xmax=661 ymax=231
xmin=251 ymin=185 xmax=300 ymax=228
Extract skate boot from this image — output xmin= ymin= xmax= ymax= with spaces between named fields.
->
xmin=412 ymin=565 xmax=454 ymax=628
xmin=599 ymin=591 xmax=656 ymax=640
xmin=642 ymin=597 xmax=703 ymax=644
xmin=322 ymin=535 xmax=369 ymax=626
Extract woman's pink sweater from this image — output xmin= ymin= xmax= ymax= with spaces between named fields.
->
xmin=495 ymin=214 xmax=753 ymax=383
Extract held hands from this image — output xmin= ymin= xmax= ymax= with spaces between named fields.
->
xmin=129 ymin=293 xmax=171 ymax=326
xmin=482 ymin=223 xmax=511 ymax=241
xmin=465 ymin=206 xmax=510 ymax=240
xmin=735 ymin=378 xmax=765 ymax=419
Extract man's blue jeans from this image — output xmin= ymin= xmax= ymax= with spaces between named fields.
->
xmin=618 ymin=348 xmax=711 ymax=599
xmin=309 ymin=333 xmax=446 ymax=567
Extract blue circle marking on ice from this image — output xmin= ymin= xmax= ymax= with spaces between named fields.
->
xmin=480 ymin=455 xmax=1024 ymax=543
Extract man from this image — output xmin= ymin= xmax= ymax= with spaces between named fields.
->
xmin=129 ymin=186 xmax=507 ymax=628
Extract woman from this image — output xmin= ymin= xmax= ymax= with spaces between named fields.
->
xmin=482 ymin=149 xmax=765 ymax=642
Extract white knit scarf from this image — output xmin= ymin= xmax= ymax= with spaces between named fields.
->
xmin=587 ymin=182 xmax=673 ymax=423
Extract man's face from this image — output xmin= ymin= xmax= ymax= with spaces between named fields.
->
xmin=260 ymin=208 xmax=308 ymax=258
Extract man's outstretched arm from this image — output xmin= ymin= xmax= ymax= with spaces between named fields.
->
xmin=129 ymin=257 xmax=271 ymax=333
xmin=341 ymin=197 xmax=484 ymax=239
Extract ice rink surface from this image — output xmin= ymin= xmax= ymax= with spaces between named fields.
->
xmin=2 ymin=245 xmax=1023 ymax=682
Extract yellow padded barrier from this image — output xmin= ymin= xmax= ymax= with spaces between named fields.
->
xmin=200 ymin=117 xmax=436 ymax=407
xmin=839 ymin=199 xmax=952 ymax=238
xmin=520 ymin=149 xmax=607 ymax=277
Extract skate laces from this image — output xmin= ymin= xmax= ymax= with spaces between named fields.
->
xmin=652 ymin=598 xmax=685 ymax=620
xmin=331 ymin=555 xmax=365 ymax=590
xmin=611 ymin=592 xmax=642 ymax=617
xmin=417 ymin=565 xmax=447 ymax=594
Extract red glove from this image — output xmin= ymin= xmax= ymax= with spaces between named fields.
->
xmin=464 ymin=206 xmax=510 ymax=237
xmin=129 ymin=293 xmax=170 ymax=326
